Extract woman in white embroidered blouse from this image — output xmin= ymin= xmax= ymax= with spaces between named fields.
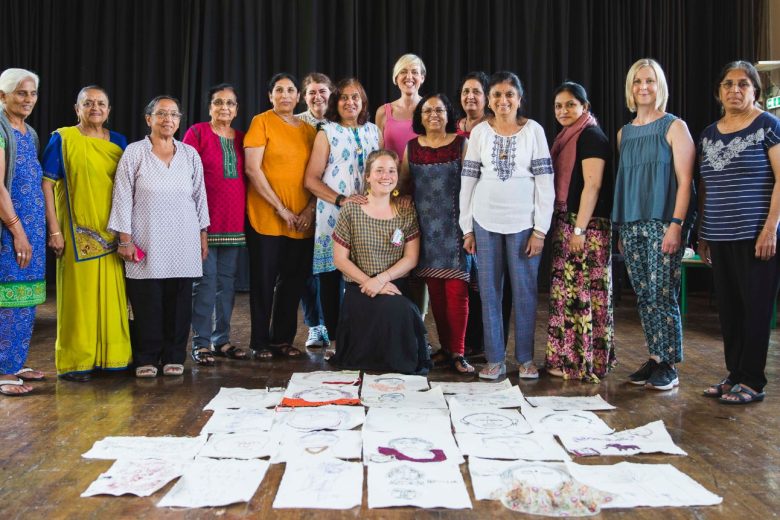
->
xmin=459 ymin=71 xmax=555 ymax=381
xmin=108 ymin=95 xmax=210 ymax=379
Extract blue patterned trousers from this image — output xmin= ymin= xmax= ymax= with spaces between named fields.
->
xmin=0 ymin=306 xmax=36 ymax=374
xmin=620 ymin=220 xmax=684 ymax=363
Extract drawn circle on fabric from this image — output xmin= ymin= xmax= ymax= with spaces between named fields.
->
xmin=500 ymin=464 xmax=570 ymax=490
xmin=612 ymin=427 xmax=653 ymax=439
xmin=456 ymin=395 xmax=514 ymax=407
xmin=226 ymin=390 xmax=274 ymax=403
xmin=461 ymin=412 xmax=516 ymax=430
xmin=286 ymin=408 xmax=348 ymax=430
xmin=481 ymin=435 xmax=542 ymax=453
xmin=378 ymin=392 xmax=405 ymax=403
xmin=387 ymin=465 xmax=425 ymax=486
xmin=394 ymin=411 xmax=430 ymax=422
xmin=213 ymin=433 xmax=270 ymax=452
xmin=388 ymin=437 xmax=434 ymax=451
xmin=371 ymin=377 xmax=406 ymax=392
xmin=299 ymin=431 xmax=340 ymax=447
xmin=320 ymin=460 xmax=349 ymax=475
xmin=539 ymin=412 xmax=595 ymax=424
xmin=292 ymin=387 xmax=352 ymax=402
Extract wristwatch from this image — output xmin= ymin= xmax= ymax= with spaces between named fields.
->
xmin=573 ymin=227 xmax=585 ymax=236
xmin=335 ymin=194 xmax=346 ymax=207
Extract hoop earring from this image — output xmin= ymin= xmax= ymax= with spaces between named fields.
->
xmin=392 ymin=189 xmax=400 ymax=197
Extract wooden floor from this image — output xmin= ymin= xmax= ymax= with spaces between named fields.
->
xmin=1 ymin=290 xmax=778 ymax=519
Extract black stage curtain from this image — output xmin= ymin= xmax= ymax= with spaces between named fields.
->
xmin=1 ymin=0 xmax=764 ymax=153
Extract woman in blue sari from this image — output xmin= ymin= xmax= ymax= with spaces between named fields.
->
xmin=0 ymin=68 xmax=46 ymax=396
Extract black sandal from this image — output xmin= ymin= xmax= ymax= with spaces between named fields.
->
xmin=214 ymin=343 xmax=249 ymax=360
xmin=277 ymin=344 xmax=302 ymax=358
xmin=191 ymin=348 xmax=216 ymax=366
xmin=452 ymin=355 xmax=475 ymax=374
xmin=254 ymin=348 xmax=273 ymax=361
xmin=703 ymin=378 xmax=733 ymax=398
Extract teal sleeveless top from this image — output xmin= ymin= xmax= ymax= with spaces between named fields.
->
xmin=612 ymin=113 xmax=678 ymax=223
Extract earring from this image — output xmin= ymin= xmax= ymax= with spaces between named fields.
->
xmin=392 ymin=189 xmax=400 ymax=197
xmin=366 ymin=187 xmax=371 ymax=194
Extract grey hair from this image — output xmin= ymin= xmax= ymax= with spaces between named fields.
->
xmin=0 ymin=68 xmax=40 ymax=109
xmin=143 ymin=95 xmax=181 ymax=116
xmin=76 ymin=85 xmax=109 ymax=105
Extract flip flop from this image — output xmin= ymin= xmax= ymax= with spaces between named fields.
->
xmin=0 ymin=377 xmax=33 ymax=396
xmin=719 ymin=384 xmax=765 ymax=405
xmin=15 ymin=367 xmax=45 ymax=381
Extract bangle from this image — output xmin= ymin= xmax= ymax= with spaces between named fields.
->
xmin=463 ymin=232 xmax=473 ymax=239
xmin=335 ymin=194 xmax=346 ymax=207
xmin=532 ymin=230 xmax=546 ymax=239
xmin=2 ymin=214 xmax=20 ymax=227
xmin=118 ymin=241 xmax=131 ymax=247
xmin=49 ymin=231 xmax=61 ymax=237
xmin=276 ymin=206 xmax=289 ymax=215
xmin=670 ymin=217 xmax=683 ymax=226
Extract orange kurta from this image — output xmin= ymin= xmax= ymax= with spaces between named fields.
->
xmin=244 ymin=110 xmax=315 ymax=238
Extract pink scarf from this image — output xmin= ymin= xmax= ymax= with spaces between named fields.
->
xmin=550 ymin=112 xmax=597 ymax=204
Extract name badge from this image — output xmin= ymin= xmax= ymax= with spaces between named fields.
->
xmin=391 ymin=228 xmax=404 ymax=247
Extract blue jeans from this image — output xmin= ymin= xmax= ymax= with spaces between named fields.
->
xmin=474 ymin=222 xmax=541 ymax=364
xmin=301 ymin=275 xmax=324 ymax=327
xmin=191 ymin=246 xmax=240 ymax=349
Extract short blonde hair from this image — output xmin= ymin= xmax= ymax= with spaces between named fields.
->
xmin=625 ymin=58 xmax=668 ymax=113
xmin=392 ymin=54 xmax=426 ymax=82
xmin=0 ymin=68 xmax=40 ymax=109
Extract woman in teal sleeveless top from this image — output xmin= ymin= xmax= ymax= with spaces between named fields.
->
xmin=612 ymin=59 xmax=695 ymax=391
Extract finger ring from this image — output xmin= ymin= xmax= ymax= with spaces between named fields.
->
xmin=17 ymin=252 xmax=22 ymax=257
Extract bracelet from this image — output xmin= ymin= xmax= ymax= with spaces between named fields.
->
xmin=2 ymin=214 xmax=20 ymax=227
xmin=335 ymin=194 xmax=346 ymax=207
xmin=276 ymin=206 xmax=289 ymax=216
xmin=49 ymin=231 xmax=61 ymax=237
xmin=463 ymin=232 xmax=474 ymax=239
xmin=532 ymin=230 xmax=546 ymax=239
xmin=118 ymin=241 xmax=132 ymax=247
xmin=670 ymin=217 xmax=683 ymax=226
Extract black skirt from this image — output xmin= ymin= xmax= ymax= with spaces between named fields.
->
xmin=330 ymin=280 xmax=430 ymax=375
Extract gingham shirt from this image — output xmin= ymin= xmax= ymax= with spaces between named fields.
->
xmin=332 ymin=202 xmax=420 ymax=282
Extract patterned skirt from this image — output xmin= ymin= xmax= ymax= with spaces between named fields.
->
xmin=545 ymin=208 xmax=616 ymax=383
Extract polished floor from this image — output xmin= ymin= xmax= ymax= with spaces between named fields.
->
xmin=1 ymin=291 xmax=777 ymax=519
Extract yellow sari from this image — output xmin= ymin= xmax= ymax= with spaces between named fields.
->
xmin=44 ymin=126 xmax=132 ymax=374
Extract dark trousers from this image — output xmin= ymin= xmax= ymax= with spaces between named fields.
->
xmin=709 ymin=240 xmax=780 ymax=392
xmin=318 ymin=269 xmax=345 ymax=339
xmin=246 ymin=226 xmax=314 ymax=349
xmin=126 ymin=278 xmax=193 ymax=366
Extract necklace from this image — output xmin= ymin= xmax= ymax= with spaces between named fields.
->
xmin=210 ymin=122 xmax=233 ymax=138
xmin=274 ymin=110 xmax=297 ymax=125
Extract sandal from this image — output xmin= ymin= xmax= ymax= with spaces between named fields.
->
xmin=191 ymin=348 xmax=216 ymax=366
xmin=452 ymin=355 xmax=475 ymax=374
xmin=254 ymin=348 xmax=273 ymax=361
xmin=719 ymin=384 xmax=765 ymax=405
xmin=518 ymin=361 xmax=540 ymax=379
xmin=0 ymin=377 xmax=33 ymax=396
xmin=703 ymin=378 xmax=733 ymax=398
xmin=15 ymin=367 xmax=45 ymax=381
xmin=546 ymin=367 xmax=564 ymax=378
xmin=135 ymin=365 xmax=158 ymax=378
xmin=214 ymin=343 xmax=249 ymax=360
xmin=478 ymin=362 xmax=506 ymax=380
xmin=324 ymin=346 xmax=336 ymax=361
xmin=163 ymin=364 xmax=184 ymax=376
xmin=276 ymin=344 xmax=302 ymax=358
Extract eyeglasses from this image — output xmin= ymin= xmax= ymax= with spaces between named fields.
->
xmin=81 ymin=100 xmax=108 ymax=108
xmin=720 ymin=80 xmax=752 ymax=91
xmin=421 ymin=107 xmax=446 ymax=116
xmin=152 ymin=111 xmax=182 ymax=119
xmin=211 ymin=99 xmax=237 ymax=107
xmin=554 ymin=101 xmax=581 ymax=111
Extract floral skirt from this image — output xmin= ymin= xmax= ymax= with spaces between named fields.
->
xmin=545 ymin=209 xmax=616 ymax=382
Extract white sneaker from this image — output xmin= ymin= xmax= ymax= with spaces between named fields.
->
xmin=319 ymin=325 xmax=330 ymax=346
xmin=305 ymin=326 xmax=324 ymax=347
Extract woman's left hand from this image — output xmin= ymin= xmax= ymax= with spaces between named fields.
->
xmin=345 ymin=194 xmax=368 ymax=205
xmin=568 ymin=234 xmax=586 ymax=254
xmin=296 ymin=208 xmax=315 ymax=232
xmin=525 ymin=235 xmax=545 ymax=257
xmin=378 ymin=281 xmax=402 ymax=296
xmin=661 ymin=225 xmax=682 ymax=254
xmin=360 ymin=276 xmax=387 ymax=297
xmin=48 ymin=233 xmax=65 ymax=258
xmin=755 ymin=228 xmax=777 ymax=260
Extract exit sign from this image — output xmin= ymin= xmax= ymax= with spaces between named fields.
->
xmin=768 ymin=96 xmax=780 ymax=110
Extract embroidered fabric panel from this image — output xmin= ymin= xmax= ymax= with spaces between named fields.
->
xmin=461 ymin=160 xmax=481 ymax=179
xmin=207 ymin=232 xmax=246 ymax=247
xmin=0 ymin=280 xmax=46 ymax=307
xmin=531 ymin=157 xmax=554 ymax=176
xmin=490 ymin=135 xmax=517 ymax=181
xmin=219 ymin=136 xmax=238 ymax=179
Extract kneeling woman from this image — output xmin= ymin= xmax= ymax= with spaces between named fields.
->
xmin=329 ymin=150 xmax=430 ymax=374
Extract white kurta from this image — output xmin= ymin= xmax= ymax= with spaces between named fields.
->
xmin=108 ymin=136 xmax=209 ymax=279
xmin=459 ymin=119 xmax=555 ymax=235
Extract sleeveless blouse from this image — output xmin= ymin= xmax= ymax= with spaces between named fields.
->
xmin=382 ymin=103 xmax=418 ymax=159
xmin=408 ymin=136 xmax=469 ymax=281
xmin=612 ymin=113 xmax=679 ymax=223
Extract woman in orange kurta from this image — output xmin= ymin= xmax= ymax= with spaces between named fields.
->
xmin=244 ymin=73 xmax=316 ymax=359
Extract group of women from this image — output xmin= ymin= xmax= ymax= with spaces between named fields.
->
xmin=0 ymin=56 xmax=777 ymax=406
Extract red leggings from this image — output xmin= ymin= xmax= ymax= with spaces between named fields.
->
xmin=425 ymin=278 xmax=469 ymax=356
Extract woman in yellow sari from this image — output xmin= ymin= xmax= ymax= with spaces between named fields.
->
xmin=42 ymin=85 xmax=132 ymax=382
